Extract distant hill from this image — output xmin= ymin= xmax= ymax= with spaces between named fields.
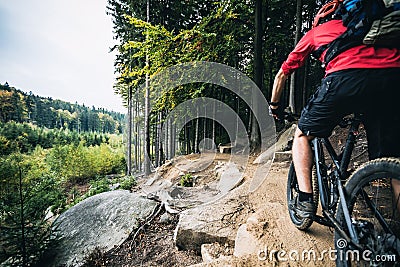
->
xmin=0 ymin=82 xmax=125 ymax=134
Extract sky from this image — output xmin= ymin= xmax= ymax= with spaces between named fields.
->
xmin=0 ymin=0 xmax=126 ymax=113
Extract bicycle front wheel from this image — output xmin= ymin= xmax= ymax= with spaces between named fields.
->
xmin=335 ymin=157 xmax=400 ymax=267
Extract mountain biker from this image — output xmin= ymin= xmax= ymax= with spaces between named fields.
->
xmin=270 ymin=0 xmax=400 ymax=219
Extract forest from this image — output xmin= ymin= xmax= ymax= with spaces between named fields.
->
xmin=0 ymin=83 xmax=124 ymax=134
xmin=1 ymin=0 xmax=331 ymax=266
xmin=0 ymin=84 xmax=128 ymax=266
xmin=107 ymin=0 xmax=326 ymax=175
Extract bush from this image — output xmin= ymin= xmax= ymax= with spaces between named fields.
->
xmin=180 ymin=173 xmax=194 ymax=187
xmin=119 ymin=176 xmax=136 ymax=190
xmin=0 ymin=154 xmax=63 ymax=267
xmin=47 ymin=143 xmax=125 ymax=184
xmin=87 ymin=177 xmax=111 ymax=197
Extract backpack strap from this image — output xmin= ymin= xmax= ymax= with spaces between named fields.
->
xmin=314 ymin=0 xmax=390 ymax=65
xmin=311 ymin=44 xmax=329 ymax=60
xmin=324 ymin=31 xmax=365 ymax=63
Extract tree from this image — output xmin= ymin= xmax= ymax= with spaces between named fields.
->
xmin=0 ymin=154 xmax=62 ymax=266
xmin=107 ymin=0 xmax=329 ymax=170
xmin=250 ymin=0 xmax=264 ymax=150
xmin=289 ymin=0 xmax=303 ymax=113
xmin=143 ymin=0 xmax=151 ymax=176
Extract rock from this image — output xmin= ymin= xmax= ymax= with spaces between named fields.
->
xmin=274 ymin=151 xmax=292 ymax=162
xmin=233 ymin=224 xmax=263 ymax=257
xmin=201 ymin=244 xmax=216 ymax=263
xmin=44 ymin=206 xmax=57 ymax=223
xmin=216 ymin=162 xmax=243 ymax=194
xmin=159 ymin=212 xmax=174 ymax=224
xmin=174 ymin=188 xmax=250 ymax=253
xmin=201 ymin=243 xmax=233 ymax=263
xmin=253 ymin=123 xmax=296 ymax=164
xmin=145 ymin=174 xmax=158 ymax=186
xmin=109 ymin=182 xmax=120 ymax=190
xmin=170 ymin=187 xmax=184 ymax=198
xmin=42 ymin=190 xmax=157 ymax=267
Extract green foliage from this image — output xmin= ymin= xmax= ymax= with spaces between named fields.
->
xmin=0 ymin=134 xmax=126 ymax=266
xmin=0 ymin=84 xmax=125 ymax=134
xmin=0 ymin=121 xmax=121 ymax=156
xmin=180 ymin=173 xmax=194 ymax=187
xmin=119 ymin=175 xmax=136 ymax=190
xmin=65 ymin=175 xmax=136 ymax=209
xmin=46 ymin=142 xmax=125 ymax=184
xmin=106 ymin=0 xmax=329 ymax=158
xmin=86 ymin=177 xmax=112 ymax=197
xmin=0 ymin=154 xmax=64 ymax=266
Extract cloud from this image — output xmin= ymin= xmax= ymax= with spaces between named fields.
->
xmin=0 ymin=0 xmax=125 ymax=113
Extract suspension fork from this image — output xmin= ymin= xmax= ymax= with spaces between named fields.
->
xmin=339 ymin=119 xmax=361 ymax=176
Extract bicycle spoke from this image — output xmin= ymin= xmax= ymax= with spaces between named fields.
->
xmin=360 ymin=188 xmax=394 ymax=235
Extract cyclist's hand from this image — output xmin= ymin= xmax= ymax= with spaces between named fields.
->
xmin=270 ymin=105 xmax=284 ymax=121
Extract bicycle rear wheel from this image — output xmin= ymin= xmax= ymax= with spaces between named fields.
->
xmin=335 ymin=157 xmax=400 ymax=267
xmin=287 ymin=162 xmax=319 ymax=230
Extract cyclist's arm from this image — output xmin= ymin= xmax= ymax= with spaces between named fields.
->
xmin=270 ymin=67 xmax=288 ymax=110
xmin=270 ymin=29 xmax=315 ymax=110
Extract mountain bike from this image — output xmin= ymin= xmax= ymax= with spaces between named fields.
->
xmin=286 ymin=114 xmax=400 ymax=266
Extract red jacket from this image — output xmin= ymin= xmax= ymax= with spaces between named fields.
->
xmin=281 ymin=20 xmax=400 ymax=76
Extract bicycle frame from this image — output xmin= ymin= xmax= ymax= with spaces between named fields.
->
xmin=312 ymin=115 xmax=363 ymax=248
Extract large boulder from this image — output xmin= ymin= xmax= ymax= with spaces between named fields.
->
xmin=43 ymin=190 xmax=157 ymax=267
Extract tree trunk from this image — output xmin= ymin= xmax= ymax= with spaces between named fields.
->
xmin=165 ymin=117 xmax=169 ymax=159
xmin=155 ymin=112 xmax=161 ymax=167
xmin=289 ymin=0 xmax=303 ymax=113
xmin=169 ymin=117 xmax=174 ymax=160
xmin=143 ymin=0 xmax=151 ymax=175
xmin=19 ymin=167 xmax=27 ymax=267
xmin=127 ymin=86 xmax=132 ymax=175
xmin=212 ymin=97 xmax=216 ymax=146
xmin=203 ymin=106 xmax=207 ymax=150
xmin=135 ymin=90 xmax=139 ymax=172
xmin=251 ymin=0 xmax=263 ymax=150
xmin=194 ymin=109 xmax=199 ymax=153
xmin=186 ymin=123 xmax=190 ymax=154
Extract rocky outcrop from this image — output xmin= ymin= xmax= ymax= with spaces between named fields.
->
xmin=42 ymin=190 xmax=157 ymax=267
xmin=174 ymin=185 xmax=252 ymax=253
xmin=253 ymin=123 xmax=296 ymax=165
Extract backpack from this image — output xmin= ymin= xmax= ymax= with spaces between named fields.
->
xmin=314 ymin=0 xmax=400 ymax=65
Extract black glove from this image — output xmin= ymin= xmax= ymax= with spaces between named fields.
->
xmin=270 ymin=106 xmax=284 ymax=121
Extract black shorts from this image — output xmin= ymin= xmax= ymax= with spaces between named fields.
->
xmin=298 ymin=68 xmax=400 ymax=159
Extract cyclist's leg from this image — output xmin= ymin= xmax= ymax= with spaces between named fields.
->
xmin=294 ymin=73 xmax=348 ymax=215
xmin=295 ymin=70 xmax=371 ymax=213
xmin=292 ymin=127 xmax=314 ymax=194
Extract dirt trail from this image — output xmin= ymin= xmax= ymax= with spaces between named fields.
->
xmin=236 ymin=160 xmax=336 ymax=266
xmin=77 ymin=122 xmax=370 ymax=266
xmin=198 ymin=123 xmax=368 ymax=266
xmin=96 ymin=155 xmax=340 ymax=267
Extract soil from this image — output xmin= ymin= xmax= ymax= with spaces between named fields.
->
xmin=82 ymin=211 xmax=202 ymax=267
xmin=81 ymin=121 xmax=369 ymax=267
